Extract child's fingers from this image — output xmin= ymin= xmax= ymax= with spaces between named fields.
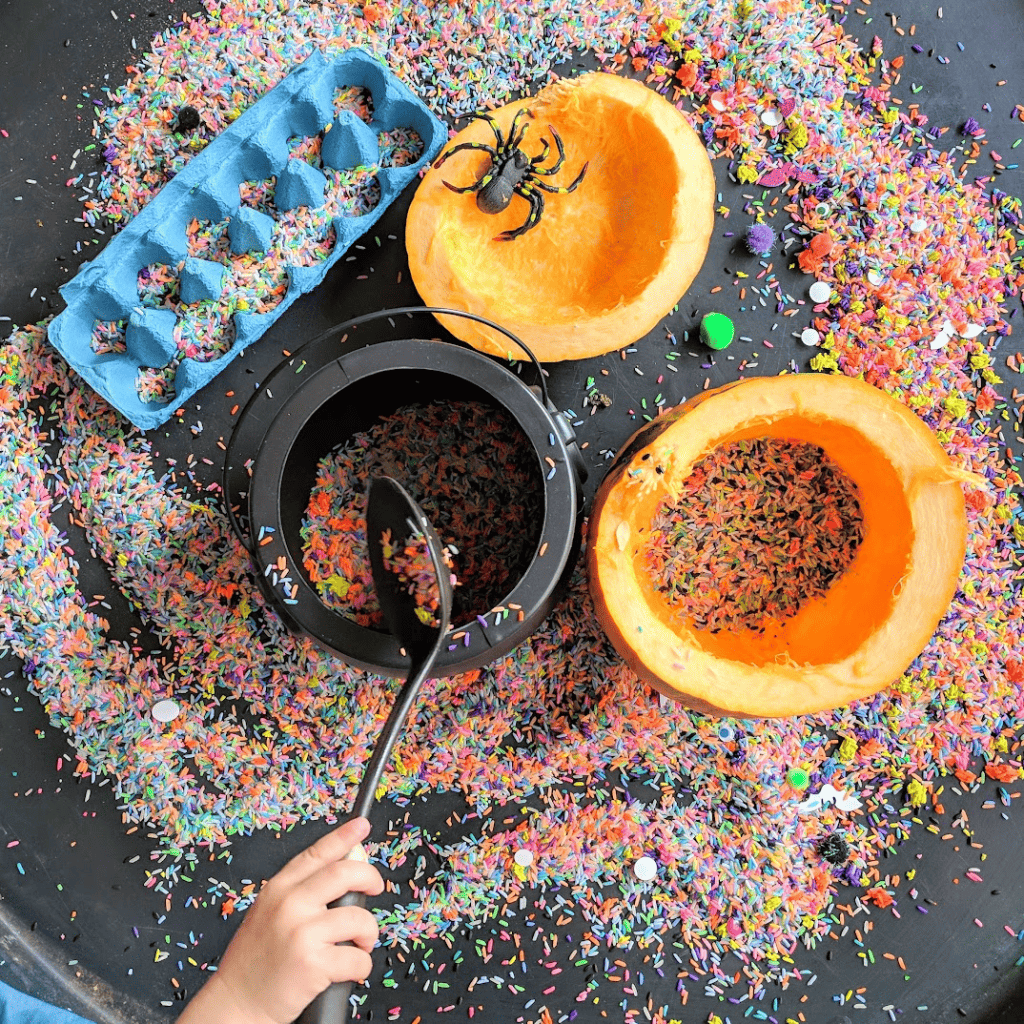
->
xmin=298 ymin=858 xmax=384 ymax=907
xmin=323 ymin=943 xmax=375 ymax=985
xmin=320 ymin=905 xmax=381 ymax=954
xmin=273 ymin=818 xmax=372 ymax=889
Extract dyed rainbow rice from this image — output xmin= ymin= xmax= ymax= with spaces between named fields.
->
xmin=379 ymin=527 xmax=454 ymax=630
xmin=2 ymin=0 xmax=1024 ymax=1016
xmin=644 ymin=437 xmax=865 ymax=634
xmin=300 ymin=400 xmax=541 ymax=628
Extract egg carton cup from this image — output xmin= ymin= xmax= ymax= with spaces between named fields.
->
xmin=48 ymin=48 xmax=447 ymax=430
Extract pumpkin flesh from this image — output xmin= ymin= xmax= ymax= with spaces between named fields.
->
xmin=405 ymin=73 xmax=716 ymax=361
xmin=587 ymin=376 xmax=978 ymax=718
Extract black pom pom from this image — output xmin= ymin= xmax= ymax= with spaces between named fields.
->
xmin=816 ymin=833 xmax=850 ymax=865
xmin=174 ymin=106 xmax=201 ymax=133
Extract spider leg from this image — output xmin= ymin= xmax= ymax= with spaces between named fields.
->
xmin=494 ymin=183 xmax=544 ymax=241
xmin=443 ymin=178 xmax=483 ymax=195
xmin=532 ymin=161 xmax=589 ymax=194
xmin=532 ymin=125 xmax=566 ymax=175
xmin=455 ymin=109 xmax=507 ymax=150
xmin=529 ymin=137 xmax=551 ymax=168
xmin=433 ymin=140 xmax=498 ymax=170
xmin=508 ymin=107 xmax=534 ymax=151
xmin=477 ymin=110 xmax=509 ymax=149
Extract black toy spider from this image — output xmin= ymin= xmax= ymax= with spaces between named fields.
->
xmin=432 ymin=106 xmax=588 ymax=241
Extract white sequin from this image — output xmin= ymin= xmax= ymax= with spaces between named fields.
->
xmin=633 ymin=856 xmax=658 ymax=881
xmin=808 ymin=281 xmax=831 ymax=304
xmin=151 ymin=699 xmax=181 ymax=723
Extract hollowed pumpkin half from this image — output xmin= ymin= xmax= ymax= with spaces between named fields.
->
xmin=405 ymin=73 xmax=716 ymax=362
xmin=587 ymin=375 xmax=982 ymax=718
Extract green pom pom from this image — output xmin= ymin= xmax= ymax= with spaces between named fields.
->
xmin=700 ymin=312 xmax=734 ymax=350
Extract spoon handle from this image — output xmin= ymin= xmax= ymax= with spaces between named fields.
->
xmin=295 ymin=971 xmax=354 ymax=1024
xmin=296 ymin=664 xmax=429 ymax=1024
xmin=351 ymin=660 xmax=430 ymax=821
xmin=294 ymin=852 xmax=367 ymax=1024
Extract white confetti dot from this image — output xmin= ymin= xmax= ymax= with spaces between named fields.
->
xmin=808 ymin=281 xmax=831 ymax=304
xmin=513 ymin=849 xmax=534 ymax=867
xmin=909 ymin=218 xmax=927 ymax=234
xmin=866 ymin=268 xmax=885 ymax=286
xmin=633 ymin=856 xmax=658 ymax=881
xmin=151 ymin=699 xmax=180 ymax=723
xmin=800 ymin=328 xmax=821 ymax=347
xmin=760 ymin=108 xmax=783 ymax=127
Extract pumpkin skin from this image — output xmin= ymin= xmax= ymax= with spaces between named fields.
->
xmin=587 ymin=375 xmax=982 ymax=718
xmin=405 ymin=73 xmax=716 ymax=361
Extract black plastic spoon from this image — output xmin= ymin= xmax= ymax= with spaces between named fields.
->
xmin=297 ymin=476 xmax=453 ymax=1024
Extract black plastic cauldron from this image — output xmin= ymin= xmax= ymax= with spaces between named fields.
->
xmin=224 ymin=306 xmax=586 ymax=677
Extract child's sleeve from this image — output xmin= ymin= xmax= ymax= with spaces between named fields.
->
xmin=0 ymin=980 xmax=97 ymax=1024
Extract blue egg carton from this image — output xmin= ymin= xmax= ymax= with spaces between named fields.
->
xmin=48 ymin=48 xmax=447 ymax=430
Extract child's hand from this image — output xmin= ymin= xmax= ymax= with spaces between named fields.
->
xmin=178 ymin=817 xmax=384 ymax=1024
